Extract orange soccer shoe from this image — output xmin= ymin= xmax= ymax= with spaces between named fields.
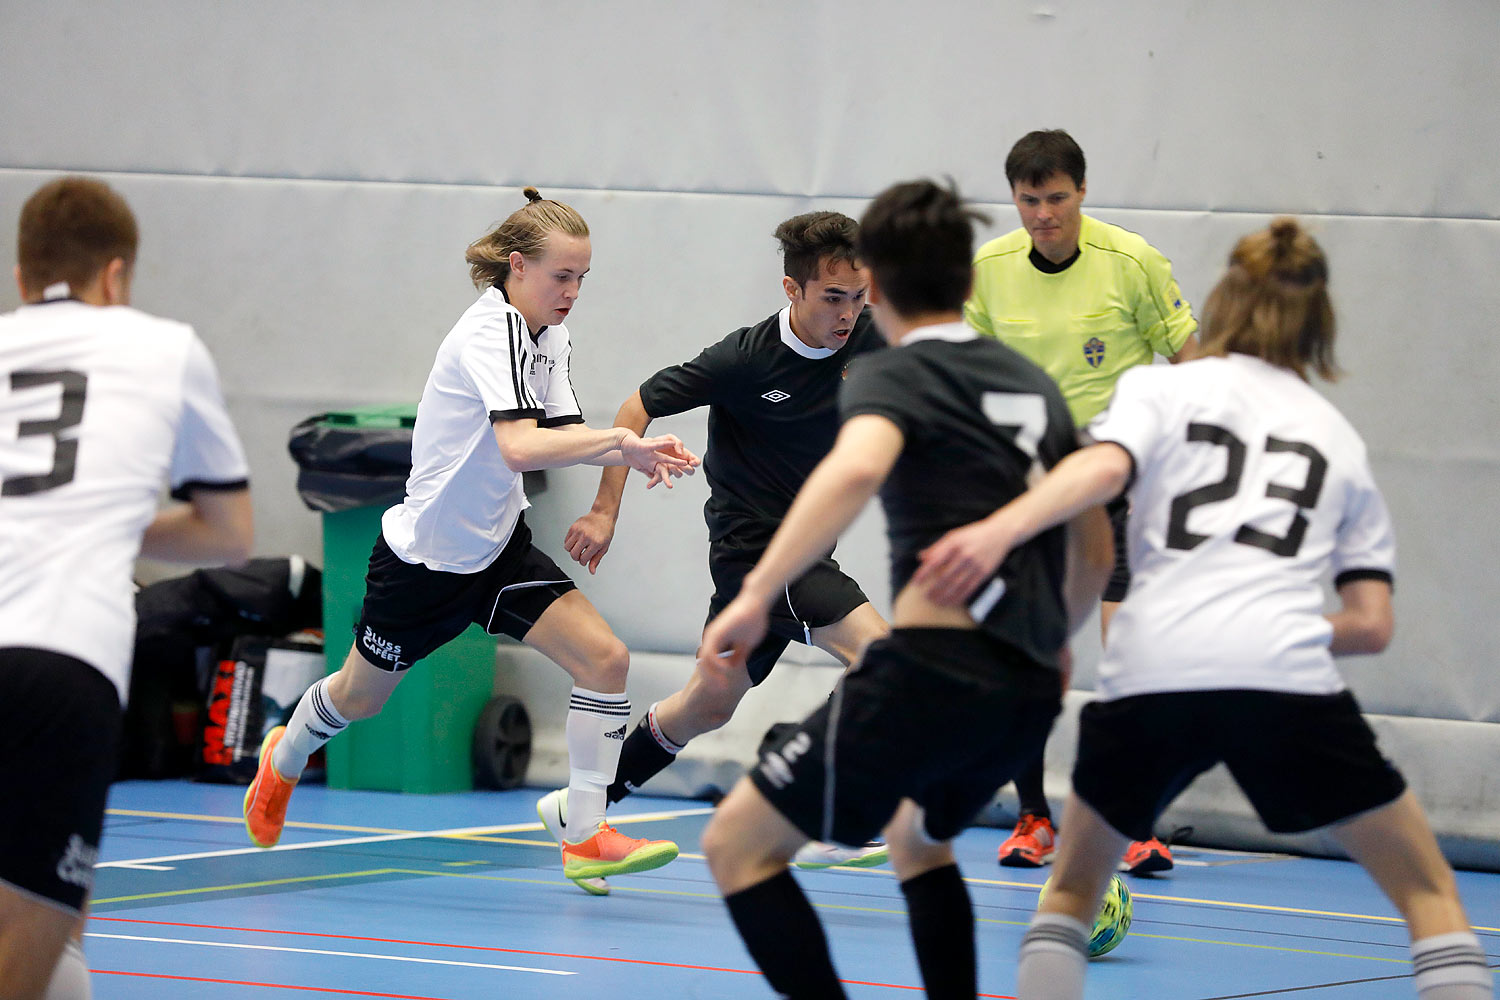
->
xmin=997 ymin=813 xmax=1057 ymax=868
xmin=243 ymin=726 xmax=297 ymax=848
xmin=1121 ymin=836 xmax=1174 ymax=875
xmin=561 ymin=822 xmax=679 ymax=881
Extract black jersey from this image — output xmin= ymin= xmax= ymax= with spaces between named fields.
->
xmin=839 ymin=321 xmax=1078 ymax=667
xmin=639 ymin=306 xmax=885 ymax=551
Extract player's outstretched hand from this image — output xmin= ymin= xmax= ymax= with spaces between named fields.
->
xmin=622 ymin=432 xmax=700 ymax=488
xmin=698 ymin=594 xmax=769 ymax=678
xmin=913 ymin=517 xmax=1015 ymax=606
xmin=564 ymin=510 xmax=616 ymax=574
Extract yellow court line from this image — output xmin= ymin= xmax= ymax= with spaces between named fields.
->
xmin=107 ymin=808 xmax=411 ymax=835
xmin=107 ymin=805 xmax=714 ymax=839
xmin=94 ymin=868 xmax=404 ymax=904
xmin=1117 ymin=932 xmax=1410 ymax=964
xmin=963 ymin=875 xmax=1500 ymax=934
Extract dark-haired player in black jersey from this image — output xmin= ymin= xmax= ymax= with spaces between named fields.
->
xmin=699 ymin=180 xmax=1114 ymax=999
xmin=544 ymin=212 xmax=892 ymax=893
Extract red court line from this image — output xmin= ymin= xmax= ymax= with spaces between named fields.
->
xmin=92 ymin=916 xmax=1015 ymax=997
xmin=95 ymin=969 xmax=451 ymax=999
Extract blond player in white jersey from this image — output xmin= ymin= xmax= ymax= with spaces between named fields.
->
xmin=917 ymin=218 xmax=1493 ymax=1000
xmin=244 ymin=189 xmax=699 ymax=890
xmin=1 ymin=177 xmax=253 ymax=1000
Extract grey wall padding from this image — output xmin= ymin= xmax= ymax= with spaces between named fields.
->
xmin=3 ymin=1 xmax=1496 ymax=860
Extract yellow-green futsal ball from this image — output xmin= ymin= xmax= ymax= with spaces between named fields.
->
xmin=1038 ymin=873 xmax=1133 ymax=957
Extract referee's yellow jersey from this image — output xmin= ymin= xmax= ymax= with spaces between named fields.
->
xmin=965 ymin=214 xmax=1197 ymax=427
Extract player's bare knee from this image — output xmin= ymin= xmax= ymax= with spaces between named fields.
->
xmin=573 ymin=637 xmax=630 ymax=692
xmin=884 ymin=804 xmax=951 ymax=875
xmin=700 ymin=811 xmax=735 ymax=876
xmin=683 ymin=683 xmax=739 ymax=732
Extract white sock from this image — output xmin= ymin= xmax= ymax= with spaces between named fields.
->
xmin=1411 ymin=931 xmax=1493 ymax=999
xmin=44 ymin=939 xmax=91 ymax=1000
xmin=272 ymin=676 xmax=349 ymax=779
xmin=1015 ymin=912 xmax=1089 ymax=1000
xmin=564 ymin=686 xmax=630 ymax=842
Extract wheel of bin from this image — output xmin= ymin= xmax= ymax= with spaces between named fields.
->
xmin=472 ymin=695 xmax=532 ymax=790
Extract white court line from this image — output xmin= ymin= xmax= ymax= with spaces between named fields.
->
xmin=98 ymin=807 xmax=716 ymax=869
xmin=86 ymin=932 xmax=574 ymax=976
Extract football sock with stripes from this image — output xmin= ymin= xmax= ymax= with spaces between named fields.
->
xmin=1410 ymin=931 xmax=1493 ymax=999
xmin=901 ymin=864 xmax=975 ymax=1000
xmin=606 ymin=702 xmax=683 ymax=804
xmin=564 ymin=686 xmax=631 ymax=842
xmin=273 ymin=675 xmax=349 ymax=780
xmin=724 ymin=869 xmax=847 ymax=999
xmin=1014 ymin=912 xmax=1089 ymax=1000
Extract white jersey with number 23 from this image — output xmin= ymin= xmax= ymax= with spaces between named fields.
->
xmin=1088 ymin=353 xmax=1395 ymax=700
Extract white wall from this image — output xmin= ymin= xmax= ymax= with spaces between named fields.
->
xmin=4 ymin=0 xmax=1497 ymax=853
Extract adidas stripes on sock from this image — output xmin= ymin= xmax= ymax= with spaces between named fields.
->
xmin=901 ymin=864 xmax=976 ymax=999
xmin=564 ymin=686 xmax=630 ymax=842
xmin=724 ymin=870 xmax=847 ymax=999
xmin=273 ymin=676 xmax=349 ymax=780
xmin=607 ymin=702 xmax=683 ymax=804
xmin=1015 ymin=912 xmax=1090 ymax=1000
xmin=1411 ymin=931 xmax=1494 ymax=999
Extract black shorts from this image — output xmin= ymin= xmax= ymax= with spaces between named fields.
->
xmin=750 ymin=628 xmax=1061 ymax=846
xmin=1102 ymin=495 xmax=1131 ymax=604
xmin=1073 ymin=689 xmax=1407 ymax=841
xmin=355 ymin=515 xmax=576 ymax=671
xmin=709 ymin=545 xmax=869 ymax=685
xmin=0 ymin=648 xmax=122 ymax=914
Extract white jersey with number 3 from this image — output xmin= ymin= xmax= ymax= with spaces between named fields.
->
xmin=1089 ymin=353 xmax=1395 ymax=699
xmin=0 ymin=300 xmax=249 ymax=703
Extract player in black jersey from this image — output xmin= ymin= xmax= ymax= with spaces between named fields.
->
xmin=698 ymin=180 xmax=1113 ymax=1000
xmin=548 ymin=213 xmax=893 ymax=884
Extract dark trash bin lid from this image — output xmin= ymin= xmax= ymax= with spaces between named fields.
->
xmin=288 ymin=406 xmax=416 ymax=513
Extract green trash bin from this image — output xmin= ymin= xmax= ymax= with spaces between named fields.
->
xmin=299 ymin=405 xmax=497 ymax=794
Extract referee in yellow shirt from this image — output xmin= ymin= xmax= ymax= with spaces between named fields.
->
xmin=965 ymin=129 xmax=1198 ymax=876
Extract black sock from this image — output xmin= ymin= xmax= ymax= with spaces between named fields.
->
xmin=724 ymin=870 xmax=847 ymax=999
xmin=606 ymin=717 xmax=678 ymax=804
xmin=901 ymin=864 xmax=975 ymax=999
xmin=1015 ymin=755 xmax=1051 ymax=819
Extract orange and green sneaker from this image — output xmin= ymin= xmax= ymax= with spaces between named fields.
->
xmin=561 ymin=822 xmax=678 ymax=881
xmin=243 ymin=726 xmax=297 ymax=848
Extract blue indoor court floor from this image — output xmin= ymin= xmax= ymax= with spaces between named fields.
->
xmin=90 ymin=780 xmax=1500 ymax=999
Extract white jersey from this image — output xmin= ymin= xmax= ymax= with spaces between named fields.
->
xmin=0 ymin=299 xmax=249 ymax=703
xmin=1089 ymin=353 xmax=1395 ymax=699
xmin=382 ymin=286 xmax=584 ymax=572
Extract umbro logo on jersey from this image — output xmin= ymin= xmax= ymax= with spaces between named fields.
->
xmin=1083 ymin=337 xmax=1106 ymax=369
xmin=762 ymin=389 xmax=791 ymax=403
